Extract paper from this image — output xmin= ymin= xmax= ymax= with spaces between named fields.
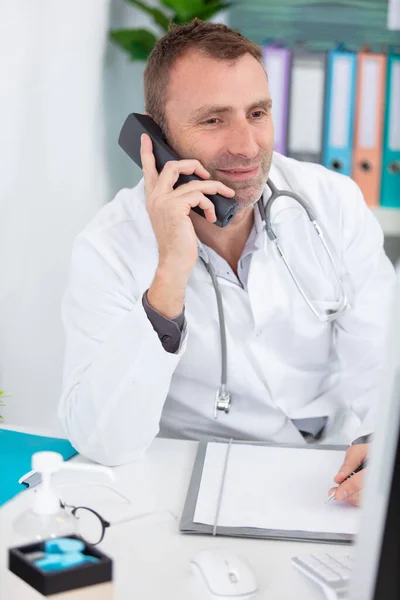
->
xmin=194 ymin=443 xmax=361 ymax=536
xmin=388 ymin=0 xmax=400 ymax=30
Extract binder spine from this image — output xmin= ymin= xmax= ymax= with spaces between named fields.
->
xmin=323 ymin=50 xmax=357 ymax=176
xmin=287 ymin=51 xmax=327 ymax=165
xmin=262 ymin=45 xmax=292 ymax=156
xmin=381 ymin=54 xmax=400 ymax=208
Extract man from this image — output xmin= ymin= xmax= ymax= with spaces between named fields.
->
xmin=59 ymin=20 xmax=396 ymax=506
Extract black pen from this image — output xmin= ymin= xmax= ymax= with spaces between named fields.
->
xmin=326 ymin=459 xmax=368 ymax=503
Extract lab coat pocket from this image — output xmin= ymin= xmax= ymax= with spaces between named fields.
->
xmin=323 ymin=408 xmax=361 ymax=444
xmin=306 ymin=298 xmax=346 ymax=321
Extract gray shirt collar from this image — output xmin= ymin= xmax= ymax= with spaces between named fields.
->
xmin=197 ymin=198 xmax=264 ymax=264
xmin=196 ymin=199 xmax=265 ymax=290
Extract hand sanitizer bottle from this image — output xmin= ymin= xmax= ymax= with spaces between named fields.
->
xmin=13 ymin=451 xmax=114 ymax=543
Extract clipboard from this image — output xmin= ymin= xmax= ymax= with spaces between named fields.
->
xmin=180 ymin=439 xmax=354 ymax=545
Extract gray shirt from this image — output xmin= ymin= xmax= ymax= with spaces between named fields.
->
xmin=142 ymin=203 xmax=264 ymax=352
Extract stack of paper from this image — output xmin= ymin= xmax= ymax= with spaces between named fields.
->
xmin=193 ymin=443 xmax=361 ymax=537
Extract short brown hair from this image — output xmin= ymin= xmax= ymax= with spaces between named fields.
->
xmin=143 ymin=18 xmax=264 ymax=134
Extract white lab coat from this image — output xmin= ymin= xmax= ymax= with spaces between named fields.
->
xmin=59 ymin=153 xmax=396 ymax=466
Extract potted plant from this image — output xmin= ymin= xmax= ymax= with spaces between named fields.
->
xmin=110 ymin=0 xmax=232 ymax=60
xmin=0 ymin=390 xmax=7 ymax=422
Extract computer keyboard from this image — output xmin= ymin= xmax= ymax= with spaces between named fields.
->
xmin=292 ymin=552 xmax=352 ymax=599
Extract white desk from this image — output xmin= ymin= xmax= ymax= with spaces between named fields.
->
xmin=0 ymin=435 xmax=354 ymax=600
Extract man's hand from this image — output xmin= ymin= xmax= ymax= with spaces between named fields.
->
xmin=328 ymin=443 xmax=369 ymax=507
xmin=141 ymin=133 xmax=234 ymax=277
xmin=141 ymin=133 xmax=235 ymax=319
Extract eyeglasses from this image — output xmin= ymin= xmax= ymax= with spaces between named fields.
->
xmin=50 ymin=483 xmax=176 ymax=546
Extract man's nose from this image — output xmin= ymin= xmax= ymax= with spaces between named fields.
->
xmin=227 ymin=120 xmax=259 ymax=160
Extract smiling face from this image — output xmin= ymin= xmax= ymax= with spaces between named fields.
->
xmin=163 ymin=51 xmax=274 ymax=209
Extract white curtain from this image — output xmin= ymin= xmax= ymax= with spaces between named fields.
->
xmin=0 ymin=0 xmax=111 ymax=430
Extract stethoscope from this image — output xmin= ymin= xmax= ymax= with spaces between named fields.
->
xmin=199 ymin=177 xmax=349 ymax=419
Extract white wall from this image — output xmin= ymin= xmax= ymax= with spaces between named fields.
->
xmin=104 ymin=0 xmax=158 ymax=196
xmin=103 ymin=0 xmax=230 ymax=197
xmin=0 ymin=0 xmax=219 ymax=431
xmin=0 ymin=0 xmax=112 ymax=430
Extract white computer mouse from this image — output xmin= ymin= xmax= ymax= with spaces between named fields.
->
xmin=189 ymin=547 xmax=259 ymax=600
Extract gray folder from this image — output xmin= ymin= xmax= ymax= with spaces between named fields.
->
xmin=180 ymin=439 xmax=354 ymax=545
xmin=286 ymin=50 xmax=327 ymax=165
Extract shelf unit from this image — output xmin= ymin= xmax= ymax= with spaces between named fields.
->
xmin=372 ymin=207 xmax=400 ymax=237
xmin=229 ymin=0 xmax=400 ymax=237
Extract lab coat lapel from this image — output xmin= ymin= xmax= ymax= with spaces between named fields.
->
xmin=246 ymin=158 xmax=298 ymax=330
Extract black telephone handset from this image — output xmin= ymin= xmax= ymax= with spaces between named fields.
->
xmin=118 ymin=113 xmax=238 ymax=227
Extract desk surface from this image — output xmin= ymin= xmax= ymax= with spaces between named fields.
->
xmin=0 ymin=432 xmax=354 ymax=600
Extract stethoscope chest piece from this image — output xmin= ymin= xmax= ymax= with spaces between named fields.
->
xmin=214 ymin=385 xmax=231 ymax=419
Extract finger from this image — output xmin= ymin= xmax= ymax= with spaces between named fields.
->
xmin=334 ymin=469 xmax=353 ymax=484
xmin=177 ymin=191 xmax=217 ymax=223
xmin=140 ymin=134 xmax=159 ymax=197
xmin=153 ymin=159 xmax=211 ymax=196
xmin=188 ymin=192 xmax=217 ymax=223
xmin=334 ymin=471 xmax=363 ymax=502
xmin=334 ymin=445 xmax=368 ymax=483
xmin=344 ymin=490 xmax=362 ymax=507
xmin=172 ymin=178 xmax=235 ymax=199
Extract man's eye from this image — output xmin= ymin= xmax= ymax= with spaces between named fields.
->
xmin=203 ymin=118 xmax=220 ymax=125
xmin=251 ymin=110 xmax=267 ymax=119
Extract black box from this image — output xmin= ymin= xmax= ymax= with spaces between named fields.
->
xmin=8 ymin=535 xmax=112 ymax=596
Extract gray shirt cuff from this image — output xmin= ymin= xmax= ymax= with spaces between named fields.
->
xmin=142 ymin=290 xmax=185 ymax=354
xmin=351 ymin=434 xmax=371 ymax=445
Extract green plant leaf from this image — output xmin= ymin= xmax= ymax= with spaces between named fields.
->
xmin=125 ymin=0 xmax=171 ymax=31
xmin=162 ymin=0 xmax=232 ymax=24
xmin=160 ymin=0 xmax=207 ymax=21
xmin=110 ymin=28 xmax=158 ymax=60
xmin=195 ymin=1 xmax=233 ymax=22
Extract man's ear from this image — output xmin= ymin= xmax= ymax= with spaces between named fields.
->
xmin=143 ymin=111 xmax=161 ymax=129
xmin=144 ymin=113 xmax=168 ymax=142
xmin=144 ymin=111 xmax=159 ymax=124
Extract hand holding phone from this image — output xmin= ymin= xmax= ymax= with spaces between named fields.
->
xmin=118 ymin=113 xmax=238 ymax=227
xmin=141 ymin=134 xmax=234 ymax=319
xmin=140 ymin=133 xmax=235 ymax=284
xmin=118 ymin=113 xmax=237 ymax=319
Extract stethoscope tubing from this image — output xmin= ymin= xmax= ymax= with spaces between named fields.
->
xmin=200 ymin=178 xmax=348 ymax=418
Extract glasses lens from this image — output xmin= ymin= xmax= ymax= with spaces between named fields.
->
xmin=73 ymin=507 xmax=104 ymax=545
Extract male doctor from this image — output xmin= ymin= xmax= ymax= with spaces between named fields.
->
xmin=59 ymin=20 xmax=396 ymax=505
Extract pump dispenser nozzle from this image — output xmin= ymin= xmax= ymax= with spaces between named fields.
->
xmin=13 ymin=451 xmax=114 ymax=542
